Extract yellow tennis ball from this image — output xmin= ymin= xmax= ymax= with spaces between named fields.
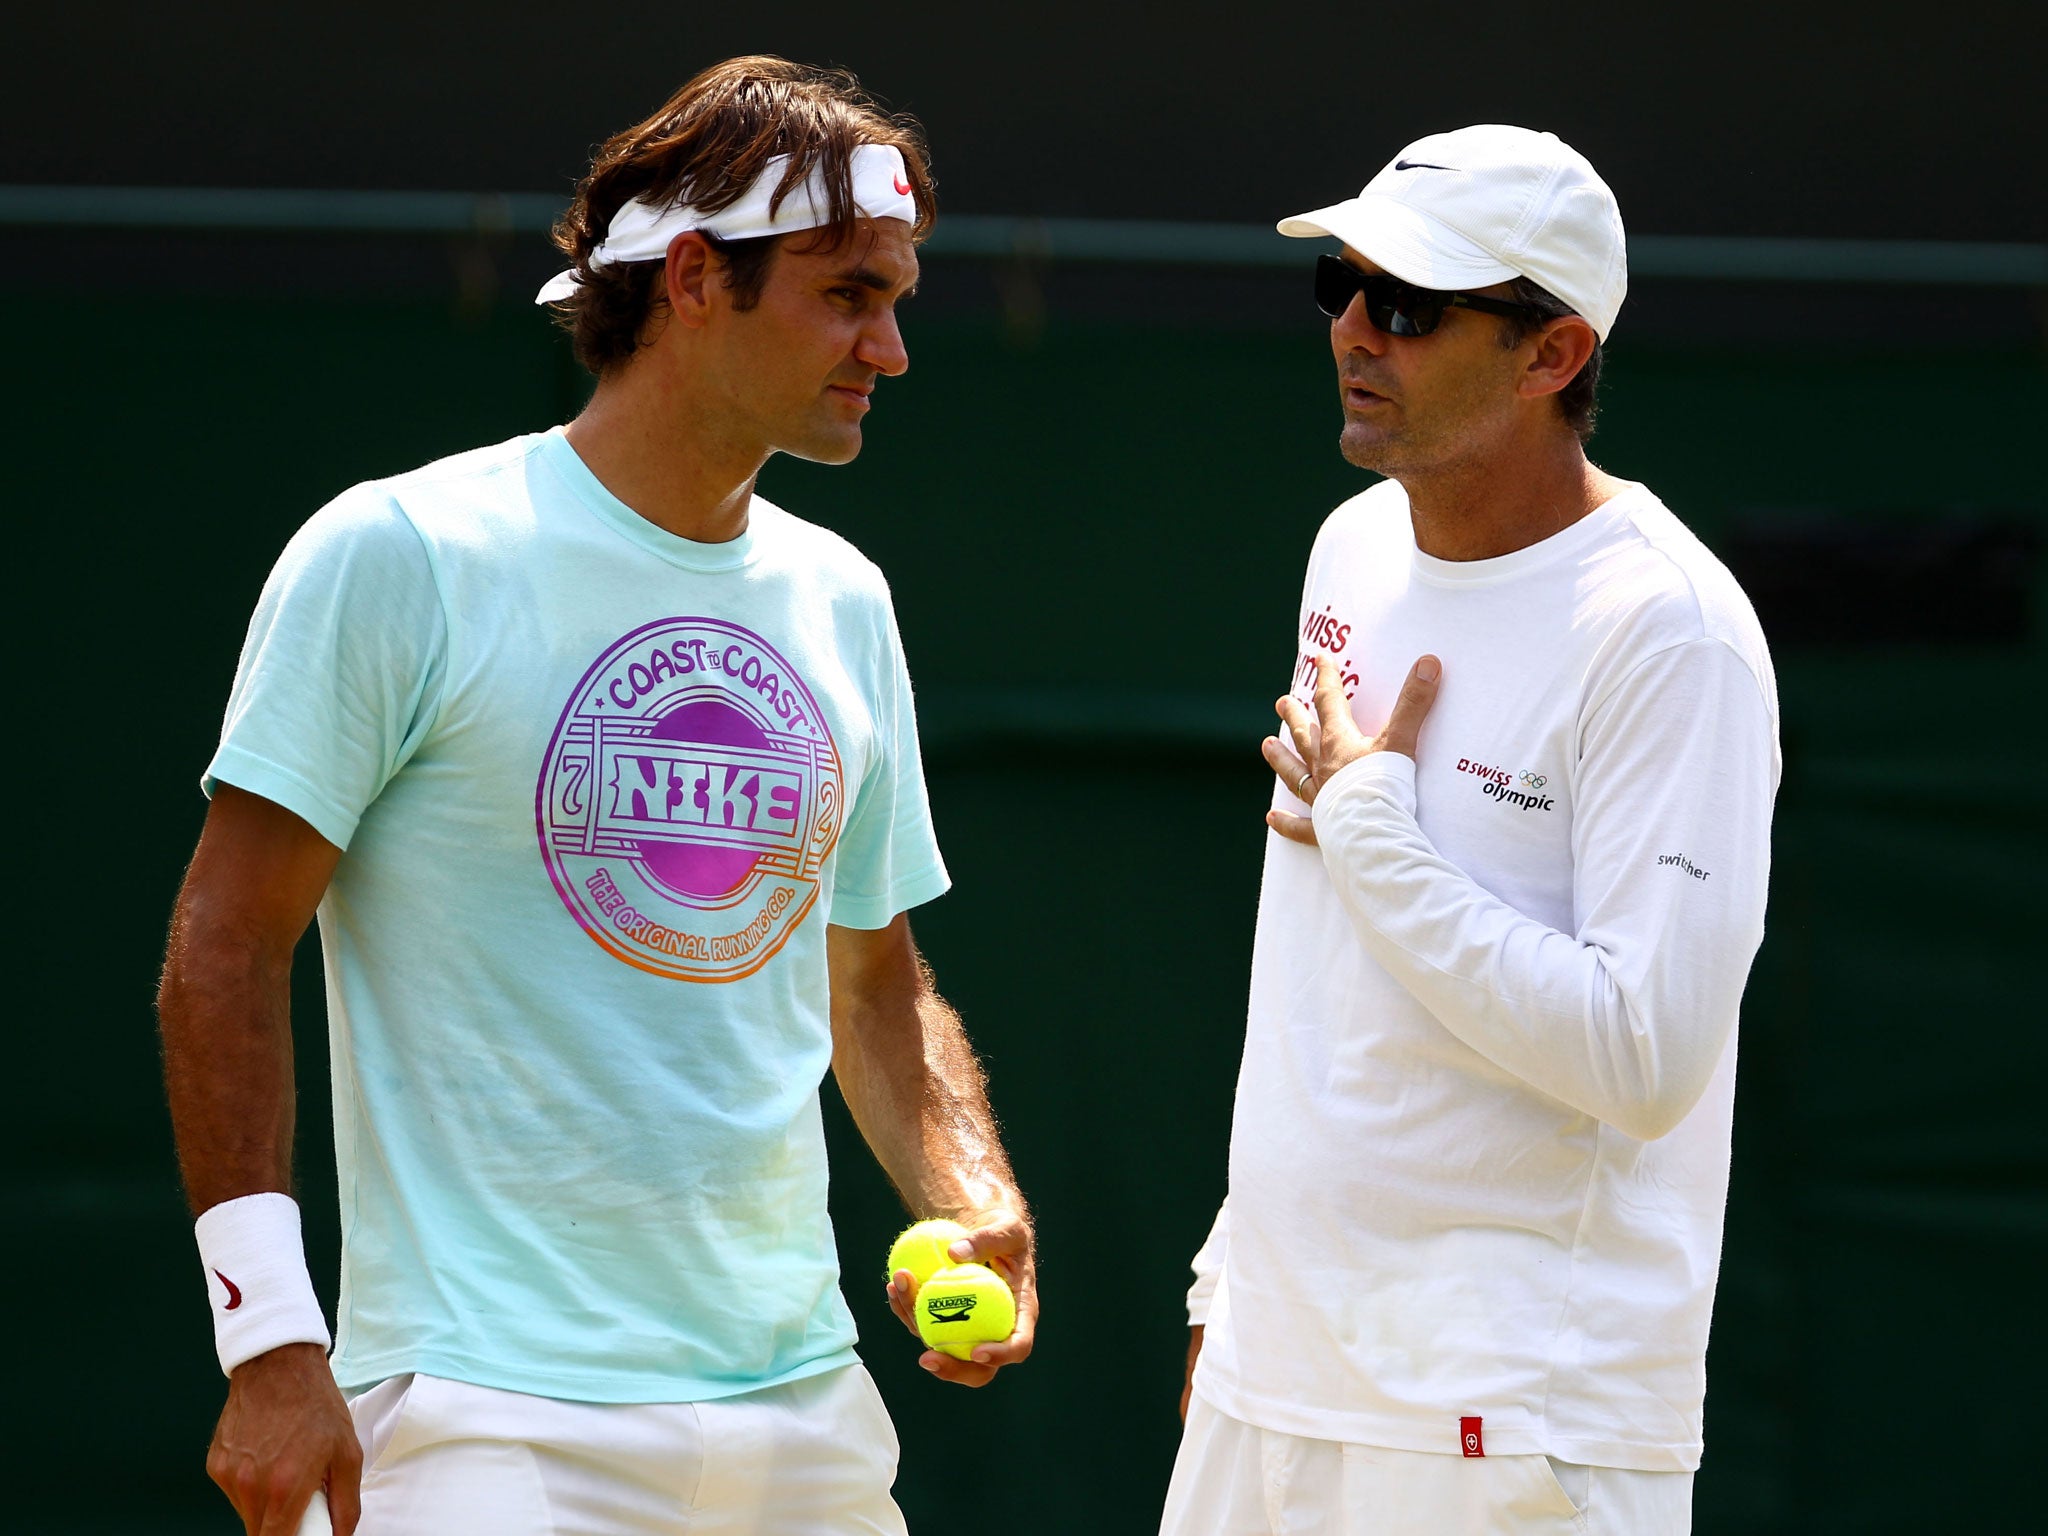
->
xmin=914 ymin=1262 xmax=1016 ymax=1361
xmin=887 ymin=1219 xmax=970 ymax=1292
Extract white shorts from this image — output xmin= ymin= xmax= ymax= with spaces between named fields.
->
xmin=348 ymin=1363 xmax=905 ymax=1536
xmin=1160 ymin=1392 xmax=1693 ymax=1536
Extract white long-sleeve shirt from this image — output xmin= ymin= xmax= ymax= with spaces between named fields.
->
xmin=1190 ymin=479 xmax=1779 ymax=1471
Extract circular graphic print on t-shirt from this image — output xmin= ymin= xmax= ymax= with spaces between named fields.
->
xmin=536 ymin=617 xmax=842 ymax=982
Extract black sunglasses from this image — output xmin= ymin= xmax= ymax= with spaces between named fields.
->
xmin=1314 ymin=254 xmax=1542 ymax=336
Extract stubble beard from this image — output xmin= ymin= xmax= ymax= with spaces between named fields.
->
xmin=1339 ymin=419 xmax=1398 ymax=474
xmin=1339 ymin=414 xmax=1436 ymax=478
xmin=1341 ymin=382 xmax=1514 ymax=481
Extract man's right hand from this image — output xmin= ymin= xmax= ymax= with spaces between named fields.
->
xmin=207 ymin=1343 xmax=362 ymax=1535
xmin=883 ymin=1204 xmax=1040 ymax=1388
xmin=1180 ymin=1324 xmax=1204 ymax=1423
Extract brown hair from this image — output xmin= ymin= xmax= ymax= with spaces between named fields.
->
xmin=1496 ymin=278 xmax=1602 ymax=442
xmin=547 ymin=56 xmax=936 ymax=374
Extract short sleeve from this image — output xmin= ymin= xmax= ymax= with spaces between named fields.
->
xmin=827 ymin=595 xmax=949 ymax=928
xmin=204 ymin=488 xmax=447 ymax=849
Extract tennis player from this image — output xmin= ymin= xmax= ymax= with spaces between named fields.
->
xmin=1165 ymin=126 xmax=1779 ymax=1534
xmin=157 ymin=56 xmax=1036 ymax=1536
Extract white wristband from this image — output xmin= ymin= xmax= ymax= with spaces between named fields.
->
xmin=193 ymin=1192 xmax=332 ymax=1376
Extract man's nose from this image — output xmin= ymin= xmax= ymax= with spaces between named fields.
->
xmin=1331 ymin=294 xmax=1388 ymax=359
xmin=859 ymin=307 xmax=910 ymax=377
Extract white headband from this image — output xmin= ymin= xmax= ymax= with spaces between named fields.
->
xmin=535 ymin=142 xmax=916 ymax=304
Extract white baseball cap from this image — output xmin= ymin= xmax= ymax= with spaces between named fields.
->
xmin=1278 ymin=124 xmax=1627 ymax=340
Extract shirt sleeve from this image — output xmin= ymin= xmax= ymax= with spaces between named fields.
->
xmin=1310 ymin=637 xmax=1778 ymax=1141
xmin=204 ymin=488 xmax=448 ymax=849
xmin=827 ymin=592 xmax=950 ymax=929
xmin=1186 ymin=1201 xmax=1229 ymax=1326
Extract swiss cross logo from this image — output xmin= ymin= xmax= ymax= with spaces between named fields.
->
xmin=1460 ymin=1416 xmax=1485 ymax=1457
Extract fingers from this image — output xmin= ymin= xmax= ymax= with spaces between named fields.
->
xmin=919 ymin=1349 xmax=999 ymax=1387
xmin=210 ymin=1345 xmax=361 ymax=1536
xmin=1311 ymin=655 xmax=1357 ymax=740
xmin=888 ymin=1272 xmax=1001 ymax=1384
xmin=916 ymin=1292 xmax=1037 ymax=1387
xmin=923 ymin=1208 xmax=1037 ymax=1387
xmin=947 ymin=1209 xmax=1029 ymax=1267
xmin=973 ymin=1276 xmax=1038 ymax=1370
xmin=1261 ymin=736 xmax=1312 ymax=801
xmin=249 ymin=1464 xmax=346 ymax=1536
xmin=268 ymin=1485 xmax=324 ymax=1536
xmin=884 ymin=1269 xmax=922 ymax=1337
xmin=219 ymin=1461 xmax=328 ymax=1536
xmin=316 ymin=1437 xmax=361 ymax=1536
xmin=1274 ymin=693 xmax=1320 ymax=768
xmin=297 ymin=1490 xmax=335 ymax=1536
xmin=1264 ymin=808 xmax=1319 ymax=846
xmin=210 ymin=1444 xmax=288 ymax=1534
xmin=1376 ymin=655 xmax=1441 ymax=759
xmin=330 ymin=1469 xmax=362 ymax=1536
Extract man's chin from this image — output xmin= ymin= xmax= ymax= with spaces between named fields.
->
xmin=776 ymin=428 xmax=864 ymax=467
xmin=1339 ymin=423 xmax=1398 ymax=472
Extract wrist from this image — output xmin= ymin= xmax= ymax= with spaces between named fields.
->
xmin=1313 ymin=751 xmax=1417 ymax=821
xmin=194 ymin=1192 xmax=332 ymax=1377
xmin=934 ymin=1173 xmax=1027 ymax=1223
xmin=227 ymin=1339 xmax=330 ymax=1379
xmin=961 ymin=1189 xmax=1030 ymax=1226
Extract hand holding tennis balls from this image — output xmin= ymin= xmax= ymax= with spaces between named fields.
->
xmin=886 ymin=1222 xmax=1016 ymax=1362
xmin=884 ymin=1209 xmax=1037 ymax=1387
xmin=914 ymin=1263 xmax=1016 ymax=1360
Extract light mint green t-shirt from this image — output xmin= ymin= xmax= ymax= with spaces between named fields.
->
xmin=205 ymin=429 xmax=950 ymax=1403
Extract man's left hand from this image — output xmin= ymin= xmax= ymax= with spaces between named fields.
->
xmin=884 ymin=1206 xmax=1038 ymax=1388
xmin=1263 ymin=653 xmax=1441 ymax=845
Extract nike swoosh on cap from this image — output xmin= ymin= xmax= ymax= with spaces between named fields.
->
xmin=1394 ymin=160 xmax=1456 ymax=171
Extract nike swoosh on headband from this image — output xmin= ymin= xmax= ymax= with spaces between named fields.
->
xmin=1394 ymin=160 xmax=1457 ymax=171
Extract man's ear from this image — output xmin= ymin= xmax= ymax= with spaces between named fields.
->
xmin=1518 ymin=315 xmax=1598 ymax=404
xmin=663 ymin=232 xmax=719 ymax=329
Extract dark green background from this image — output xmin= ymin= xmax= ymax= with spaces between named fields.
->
xmin=9 ymin=273 xmax=2045 ymax=1533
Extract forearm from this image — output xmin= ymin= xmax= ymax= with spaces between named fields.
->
xmin=158 ymin=907 xmax=300 ymax=1215
xmin=1314 ymin=753 xmax=1760 ymax=1140
xmin=898 ymin=985 xmax=1022 ymax=1217
xmin=832 ymin=948 xmax=1022 ymax=1219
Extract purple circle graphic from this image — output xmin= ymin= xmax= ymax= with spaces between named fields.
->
xmin=639 ymin=697 xmax=770 ymax=899
xmin=535 ymin=615 xmax=844 ymax=983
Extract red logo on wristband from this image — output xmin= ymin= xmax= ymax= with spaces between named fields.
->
xmin=213 ymin=1269 xmax=244 ymax=1311
xmin=1459 ymin=1416 xmax=1484 ymax=1457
